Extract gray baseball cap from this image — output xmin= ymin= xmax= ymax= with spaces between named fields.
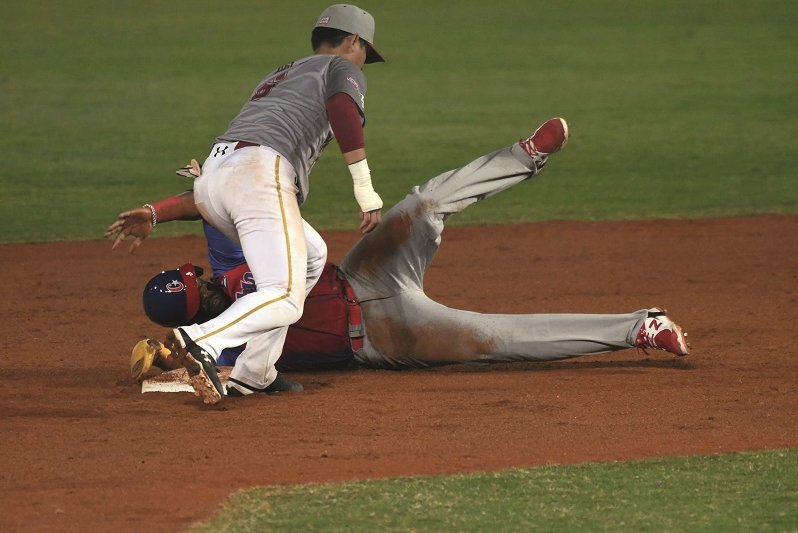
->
xmin=315 ymin=4 xmax=385 ymax=64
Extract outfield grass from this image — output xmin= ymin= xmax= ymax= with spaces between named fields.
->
xmin=192 ymin=448 xmax=798 ymax=532
xmin=1 ymin=1 xmax=796 ymax=242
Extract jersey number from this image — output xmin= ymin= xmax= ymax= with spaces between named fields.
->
xmin=251 ymin=62 xmax=294 ymax=101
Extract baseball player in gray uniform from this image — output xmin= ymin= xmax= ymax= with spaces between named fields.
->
xmin=109 ymin=117 xmax=689 ymax=386
xmin=337 ymin=117 xmax=689 ymax=368
xmin=167 ymin=5 xmax=386 ymax=404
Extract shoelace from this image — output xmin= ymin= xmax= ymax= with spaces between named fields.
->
xmin=636 ymin=328 xmax=659 ymax=355
xmin=518 ymin=138 xmax=540 ymax=158
xmin=518 ymin=138 xmax=549 ymax=171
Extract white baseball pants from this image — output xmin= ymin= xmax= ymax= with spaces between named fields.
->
xmin=188 ymin=142 xmax=326 ymax=389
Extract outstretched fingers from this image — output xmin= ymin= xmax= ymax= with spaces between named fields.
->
xmin=359 ymin=209 xmax=382 ymax=234
xmin=105 ymin=209 xmax=151 ymax=253
xmin=104 ymin=213 xmax=129 ymax=238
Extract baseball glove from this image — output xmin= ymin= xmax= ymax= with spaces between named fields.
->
xmin=175 ymin=159 xmax=202 ymax=179
xmin=130 ymin=339 xmax=176 ymax=381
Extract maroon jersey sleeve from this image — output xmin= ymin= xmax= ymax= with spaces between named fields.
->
xmin=326 ymin=92 xmax=365 ymax=153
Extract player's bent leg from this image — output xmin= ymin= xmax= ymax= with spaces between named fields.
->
xmin=181 ymin=146 xmax=308 ymax=356
xmin=179 ymin=218 xmax=307 ymax=360
xmin=340 ymin=192 xmax=439 ymax=299
xmin=419 ymin=117 xmax=570 ymax=217
xmin=180 ymin=144 xmax=309 ymax=403
xmin=342 ymin=119 xmax=571 ymax=303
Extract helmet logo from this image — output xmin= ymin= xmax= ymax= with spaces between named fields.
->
xmin=166 ymin=280 xmax=185 ymax=293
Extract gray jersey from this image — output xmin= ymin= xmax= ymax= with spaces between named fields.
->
xmin=215 ymin=55 xmax=367 ymax=205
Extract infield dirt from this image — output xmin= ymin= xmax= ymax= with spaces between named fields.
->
xmin=1 ymin=215 xmax=796 ymax=532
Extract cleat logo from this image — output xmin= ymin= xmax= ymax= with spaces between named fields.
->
xmin=650 ymin=319 xmax=662 ymax=331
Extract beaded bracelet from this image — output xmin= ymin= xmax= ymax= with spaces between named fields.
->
xmin=143 ymin=204 xmax=157 ymax=227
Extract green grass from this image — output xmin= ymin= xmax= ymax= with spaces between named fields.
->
xmin=192 ymin=448 xmax=798 ymax=532
xmin=1 ymin=0 xmax=797 ymax=242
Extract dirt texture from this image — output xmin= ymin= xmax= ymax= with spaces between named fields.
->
xmin=1 ymin=215 xmax=797 ymax=532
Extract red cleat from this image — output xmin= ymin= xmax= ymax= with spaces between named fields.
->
xmin=635 ymin=308 xmax=690 ymax=356
xmin=517 ymin=117 xmax=569 ymax=173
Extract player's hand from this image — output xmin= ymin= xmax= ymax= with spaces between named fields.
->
xmin=359 ymin=209 xmax=381 ymax=234
xmin=104 ymin=208 xmax=153 ymax=253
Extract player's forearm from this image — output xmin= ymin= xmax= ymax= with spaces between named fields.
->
xmin=346 ymin=155 xmax=382 ymax=212
xmin=146 ymin=191 xmax=201 ymax=225
xmin=342 ymin=148 xmax=366 ymax=165
xmin=339 ymin=143 xmax=382 ymax=214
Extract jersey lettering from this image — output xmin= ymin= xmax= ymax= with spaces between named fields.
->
xmin=234 ymin=271 xmax=257 ymax=300
xmin=251 ymin=62 xmax=294 ymax=101
xmin=346 ymin=76 xmax=365 ymax=107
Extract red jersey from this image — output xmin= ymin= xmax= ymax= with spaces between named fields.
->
xmin=216 ymin=262 xmax=359 ymax=370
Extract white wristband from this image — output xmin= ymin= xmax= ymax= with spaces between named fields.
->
xmin=348 ymin=159 xmax=383 ymax=212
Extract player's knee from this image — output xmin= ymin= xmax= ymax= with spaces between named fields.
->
xmin=286 ymin=298 xmax=304 ymax=324
xmin=306 ymin=227 xmax=327 ymax=262
xmin=309 ymin=240 xmax=327 ymax=270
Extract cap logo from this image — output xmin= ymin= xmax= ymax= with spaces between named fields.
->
xmin=166 ymin=280 xmax=184 ymax=293
xmin=318 ymin=15 xmax=330 ymax=25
